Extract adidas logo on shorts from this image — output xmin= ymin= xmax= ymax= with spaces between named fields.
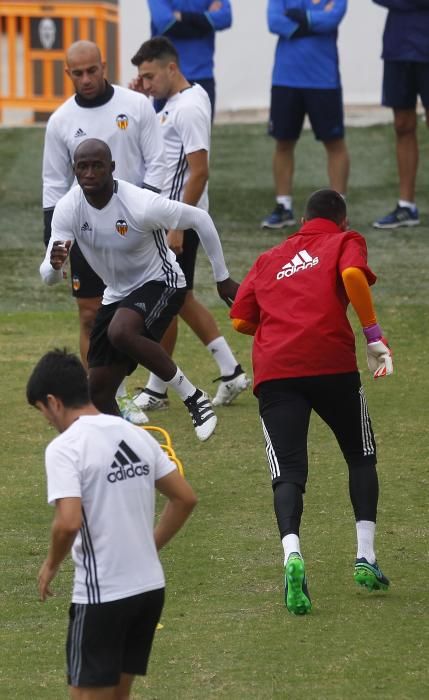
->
xmin=276 ymin=250 xmax=319 ymax=279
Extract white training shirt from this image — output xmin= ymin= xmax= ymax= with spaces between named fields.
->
xmin=42 ymin=84 xmax=166 ymax=208
xmin=45 ymin=414 xmax=176 ymax=604
xmin=160 ymin=83 xmax=211 ymax=211
xmin=40 ymin=180 xmax=229 ymax=303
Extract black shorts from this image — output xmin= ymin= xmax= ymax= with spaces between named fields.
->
xmin=88 ymin=281 xmax=187 ymax=374
xmin=176 ymin=229 xmax=199 ymax=290
xmin=67 ymin=588 xmax=164 ymax=688
xmin=70 ymin=242 xmax=105 ymax=299
xmin=269 ymin=85 xmax=345 ymax=142
xmin=382 ymin=60 xmax=429 ymax=110
xmin=257 ymin=372 xmax=376 ymax=491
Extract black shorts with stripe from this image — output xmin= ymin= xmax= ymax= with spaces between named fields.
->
xmin=88 ymin=281 xmax=186 ymax=374
xmin=257 ymin=372 xmax=376 ymax=491
xmin=67 ymin=587 xmax=165 ymax=688
xmin=70 ymin=242 xmax=105 ymax=299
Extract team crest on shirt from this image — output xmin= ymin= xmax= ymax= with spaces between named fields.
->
xmin=116 ymin=219 xmax=128 ymax=236
xmin=160 ymin=110 xmax=169 ymax=125
xmin=116 ymin=113 xmax=129 ymax=130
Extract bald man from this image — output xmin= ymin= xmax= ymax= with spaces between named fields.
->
xmin=40 ymin=138 xmax=239 ymax=442
xmin=42 ymin=41 xmax=166 ymax=424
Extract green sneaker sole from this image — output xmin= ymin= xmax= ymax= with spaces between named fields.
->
xmin=285 ymin=557 xmax=312 ymax=615
xmin=354 ymin=567 xmax=389 ymax=592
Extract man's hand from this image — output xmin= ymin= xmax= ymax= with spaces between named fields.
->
xmin=50 ymin=240 xmax=71 ymax=270
xmin=38 ymin=559 xmax=59 ymax=602
xmin=367 ymin=338 xmax=393 ymax=379
xmin=174 ymin=10 xmax=182 ymax=20
xmin=167 ymin=229 xmax=184 ymax=256
xmin=209 ymin=1 xmax=222 ymax=10
xmin=217 ymin=278 xmax=239 ymax=307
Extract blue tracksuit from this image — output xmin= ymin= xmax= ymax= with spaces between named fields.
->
xmin=148 ymin=0 xmax=232 ymax=80
xmin=373 ymin=1 xmax=429 ymax=62
xmin=268 ymin=0 xmax=347 ymax=89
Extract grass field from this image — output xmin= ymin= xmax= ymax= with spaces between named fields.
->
xmin=0 ymin=123 xmax=428 ymax=699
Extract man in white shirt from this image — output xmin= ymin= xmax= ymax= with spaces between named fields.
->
xmin=129 ymin=37 xmax=250 ymax=412
xmin=40 ymin=137 xmax=239 ymax=441
xmin=42 ymin=40 xmax=166 ymax=423
xmin=26 ymin=348 xmax=197 ymax=699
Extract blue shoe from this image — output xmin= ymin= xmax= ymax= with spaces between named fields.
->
xmin=261 ymin=203 xmax=296 ymax=229
xmin=354 ymin=557 xmax=390 ymax=591
xmin=373 ymin=204 xmax=419 ymax=229
xmin=284 ymin=553 xmax=312 ymax=615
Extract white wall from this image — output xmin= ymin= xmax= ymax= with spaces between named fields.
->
xmin=119 ymin=0 xmax=387 ymax=111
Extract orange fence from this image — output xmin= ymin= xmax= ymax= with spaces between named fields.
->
xmin=0 ymin=1 xmax=119 ymax=122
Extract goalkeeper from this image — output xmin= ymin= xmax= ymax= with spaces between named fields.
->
xmin=230 ymin=189 xmax=392 ymax=615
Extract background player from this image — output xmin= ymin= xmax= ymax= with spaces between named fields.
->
xmin=130 ymin=37 xmax=250 ymax=411
xmin=42 ymin=39 xmax=166 ymax=423
xmin=40 ymin=138 xmax=239 ymax=441
xmin=231 ymin=189 xmax=392 ymax=614
xmin=27 ymin=348 xmax=197 ymax=699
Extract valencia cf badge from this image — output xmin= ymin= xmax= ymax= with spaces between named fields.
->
xmin=116 ymin=219 xmax=128 ymax=236
xmin=72 ymin=275 xmax=81 ymax=291
xmin=116 ymin=114 xmax=129 ymax=130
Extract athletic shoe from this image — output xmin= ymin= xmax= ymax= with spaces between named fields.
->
xmin=261 ymin=203 xmax=296 ymax=229
xmin=117 ymin=397 xmax=149 ymax=425
xmin=184 ymin=389 xmax=217 ymax=441
xmin=212 ymin=364 xmax=251 ymax=406
xmin=354 ymin=557 xmax=390 ymax=591
xmin=133 ymin=387 xmax=169 ymax=411
xmin=373 ymin=204 xmax=419 ymax=229
xmin=284 ymin=553 xmax=312 ymax=615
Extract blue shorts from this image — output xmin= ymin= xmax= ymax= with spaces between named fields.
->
xmin=269 ymin=86 xmax=345 ymax=142
xmin=382 ymin=60 xmax=429 ymax=110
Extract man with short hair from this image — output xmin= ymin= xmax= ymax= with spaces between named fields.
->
xmin=372 ymin=0 xmax=429 ymax=229
xmin=42 ymin=39 xmax=166 ymax=423
xmin=130 ymin=36 xmax=250 ymax=411
xmin=262 ymin=0 xmax=349 ymax=229
xmin=27 ymin=348 xmax=197 ymax=699
xmin=40 ymin=138 xmax=239 ymax=441
xmin=146 ymin=0 xmax=232 ymax=115
xmin=232 ymin=189 xmax=392 ymax=614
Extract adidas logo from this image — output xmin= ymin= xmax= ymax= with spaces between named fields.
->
xmin=80 ymin=221 xmax=92 ymax=233
xmin=107 ymin=440 xmax=150 ymax=484
xmin=276 ymin=249 xmax=319 ymax=280
xmin=74 ymin=128 xmax=87 ymax=138
xmin=134 ymin=302 xmax=146 ymax=312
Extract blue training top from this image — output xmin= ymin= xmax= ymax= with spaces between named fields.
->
xmin=148 ymin=0 xmax=232 ymax=81
xmin=374 ymin=0 xmax=429 ymax=63
xmin=268 ymin=0 xmax=347 ymax=89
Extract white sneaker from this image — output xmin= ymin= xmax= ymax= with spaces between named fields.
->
xmin=184 ymin=389 xmax=217 ymax=441
xmin=212 ymin=364 xmax=251 ymax=406
xmin=118 ymin=397 xmax=149 ymax=425
xmin=133 ymin=388 xmax=169 ymax=411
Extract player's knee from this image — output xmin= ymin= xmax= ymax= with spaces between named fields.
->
xmin=394 ymin=115 xmax=417 ymax=137
xmin=107 ymin=320 xmax=129 ymax=352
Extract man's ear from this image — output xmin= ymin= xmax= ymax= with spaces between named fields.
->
xmin=340 ymin=217 xmax=349 ymax=231
xmin=111 ymin=160 xmax=115 ymax=173
xmin=301 ymin=217 xmax=306 ymax=225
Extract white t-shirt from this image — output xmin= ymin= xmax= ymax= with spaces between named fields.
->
xmin=160 ymin=83 xmax=211 ymax=211
xmin=40 ymin=180 xmax=229 ymax=301
xmin=45 ymin=414 xmax=176 ymax=604
xmin=42 ymin=85 xmax=166 ymax=208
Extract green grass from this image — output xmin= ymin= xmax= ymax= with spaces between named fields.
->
xmin=0 ymin=124 xmax=428 ymax=699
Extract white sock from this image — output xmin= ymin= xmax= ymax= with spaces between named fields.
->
xmin=166 ymin=367 xmax=196 ymax=401
xmin=206 ymin=336 xmax=237 ymax=377
xmin=276 ymin=195 xmax=292 ymax=210
xmin=398 ymin=199 xmax=417 ymax=211
xmin=356 ymin=520 xmax=376 ymax=563
xmin=282 ymin=534 xmax=301 ymax=565
xmin=145 ymin=373 xmax=168 ymax=395
xmin=116 ymin=380 xmax=127 ymax=399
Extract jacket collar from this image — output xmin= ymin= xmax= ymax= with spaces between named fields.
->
xmin=290 ymin=218 xmax=344 ymax=237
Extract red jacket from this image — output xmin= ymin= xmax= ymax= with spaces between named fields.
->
xmin=231 ymin=219 xmax=376 ymax=391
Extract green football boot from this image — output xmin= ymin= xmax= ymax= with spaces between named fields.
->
xmin=354 ymin=558 xmax=390 ymax=591
xmin=284 ymin=553 xmax=312 ymax=615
